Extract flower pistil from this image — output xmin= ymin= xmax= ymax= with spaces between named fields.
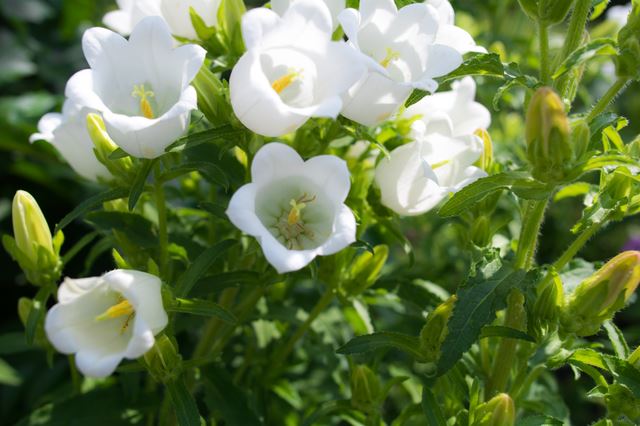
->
xmin=95 ymin=297 xmax=135 ymax=334
xmin=132 ymin=84 xmax=156 ymax=119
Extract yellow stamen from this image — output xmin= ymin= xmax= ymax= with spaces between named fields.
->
xmin=431 ymin=159 xmax=450 ymax=170
xmin=288 ymin=199 xmax=306 ymax=225
xmin=380 ymin=48 xmax=400 ymax=68
xmin=95 ymin=299 xmax=135 ymax=322
xmin=272 ymin=71 xmax=300 ymax=94
xmin=132 ymin=84 xmax=155 ymax=119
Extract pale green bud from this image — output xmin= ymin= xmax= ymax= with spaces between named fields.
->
xmin=474 ymin=393 xmax=516 ymax=426
xmin=143 ymin=334 xmax=182 ymax=383
xmin=419 ymin=295 xmax=457 ymax=363
xmin=561 ymin=251 xmax=640 ymax=336
xmin=87 ymin=113 xmax=133 ymax=177
xmin=12 ymin=190 xmax=53 ymax=262
xmin=350 ymin=365 xmax=382 ymax=414
xmin=570 ymin=119 xmax=591 ymax=161
xmin=526 ymin=87 xmax=572 ymax=182
xmin=530 ymin=273 xmax=563 ymax=340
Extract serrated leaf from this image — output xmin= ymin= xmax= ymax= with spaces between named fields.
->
xmin=553 ymin=38 xmax=617 ymax=80
xmin=85 ymin=211 xmax=157 ymax=248
xmin=603 ymin=355 xmax=640 ymax=398
xmin=336 ymin=332 xmax=424 ymax=360
xmin=129 ymin=159 xmax=156 ymax=211
xmin=166 ymin=378 xmax=201 ymax=426
xmin=479 ymin=325 xmax=536 ymax=342
xmin=55 ymin=188 xmax=129 ymax=232
xmin=175 ymin=240 xmax=237 ymax=297
xmin=168 ymin=298 xmax=237 ymax=323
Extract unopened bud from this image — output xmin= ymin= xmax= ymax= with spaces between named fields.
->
xmin=350 ymin=365 xmax=382 ymax=414
xmin=530 ymin=273 xmax=563 ymax=339
xmin=474 ymin=129 xmax=494 ymax=173
xmin=561 ymin=251 xmax=640 ymax=336
xmin=143 ymin=334 xmax=182 ymax=383
xmin=87 ymin=113 xmax=133 ymax=177
xmin=343 ymin=245 xmax=389 ymax=296
xmin=526 ymin=87 xmax=572 ymax=182
xmin=570 ymin=119 xmax=591 ymax=161
xmin=475 ymin=393 xmax=516 ymax=426
xmin=616 ymin=2 xmax=640 ymax=78
xmin=419 ymin=295 xmax=457 ymax=364
xmin=517 ymin=0 xmax=572 ymax=25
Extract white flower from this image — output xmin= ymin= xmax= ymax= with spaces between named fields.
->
xmin=45 ymin=270 xmax=168 ymax=378
xmin=404 ymin=77 xmax=491 ymax=138
xmin=271 ymin=0 xmax=345 ymax=30
xmin=103 ymin=0 xmax=162 ymax=36
xmin=607 ymin=3 xmax=632 ymax=28
xmin=229 ymin=0 xmax=366 ymax=137
xmin=161 ymin=0 xmax=222 ymax=39
xmin=338 ymin=0 xmax=464 ymax=127
xmin=65 ymin=17 xmax=206 ymax=158
xmin=226 ymin=143 xmax=356 ymax=273
xmin=425 ymin=0 xmax=486 ymax=55
xmin=375 ymin=133 xmax=486 ymax=216
xmin=30 ymin=100 xmax=110 ymax=182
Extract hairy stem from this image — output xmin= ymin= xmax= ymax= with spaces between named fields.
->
xmin=514 ymin=199 xmax=549 ymax=270
xmin=586 ymin=77 xmax=628 ymax=123
xmin=538 ymin=22 xmax=550 ymax=84
xmin=556 ymin=0 xmax=591 ymax=94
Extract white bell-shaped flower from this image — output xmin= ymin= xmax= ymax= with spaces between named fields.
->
xmin=45 ymin=270 xmax=168 ymax=378
xmin=226 ymin=143 xmax=356 ymax=273
xmin=30 ymin=100 xmax=110 ymax=182
xmin=425 ymin=0 xmax=486 ymax=55
xmin=229 ymin=0 xmax=366 ymax=137
xmin=375 ymin=132 xmax=486 ymax=216
xmin=271 ymin=0 xmax=345 ymax=30
xmin=404 ymin=77 xmax=491 ymax=138
xmin=103 ymin=0 xmax=163 ymax=36
xmin=160 ymin=0 xmax=222 ymax=39
xmin=65 ymin=16 xmax=206 ymax=158
xmin=338 ymin=0 xmax=463 ymax=126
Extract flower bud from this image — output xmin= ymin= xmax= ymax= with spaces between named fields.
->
xmin=86 ymin=113 xmax=133 ymax=178
xmin=530 ymin=273 xmax=563 ymax=340
xmin=343 ymin=245 xmax=389 ymax=296
xmin=419 ymin=295 xmax=457 ymax=364
xmin=570 ymin=119 xmax=591 ymax=161
xmin=615 ymin=2 xmax=640 ymax=78
xmin=517 ymin=0 xmax=573 ymax=25
xmin=143 ymin=334 xmax=182 ymax=383
xmin=476 ymin=393 xmax=516 ymax=426
xmin=474 ymin=129 xmax=494 ymax=173
xmin=350 ymin=365 xmax=382 ymax=414
xmin=471 ymin=215 xmax=492 ymax=247
xmin=561 ymin=251 xmax=640 ymax=337
xmin=525 ymin=87 xmax=572 ymax=182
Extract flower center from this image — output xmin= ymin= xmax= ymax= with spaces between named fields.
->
xmin=132 ymin=84 xmax=156 ymax=119
xmin=274 ymin=193 xmax=317 ymax=250
xmin=95 ymin=297 xmax=135 ymax=334
xmin=271 ymin=70 xmax=302 ymax=94
xmin=380 ymin=48 xmax=401 ymax=68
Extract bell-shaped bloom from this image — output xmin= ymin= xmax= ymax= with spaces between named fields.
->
xmin=229 ymin=0 xmax=366 ymax=137
xmin=65 ymin=17 xmax=206 ymax=158
xmin=375 ymin=132 xmax=486 ymax=216
xmin=425 ymin=0 xmax=486 ymax=55
xmin=338 ymin=0 xmax=463 ymax=126
xmin=45 ymin=270 xmax=168 ymax=378
xmin=226 ymin=143 xmax=356 ymax=273
xmin=404 ymin=77 xmax=491 ymax=138
xmin=160 ymin=0 xmax=222 ymax=39
xmin=271 ymin=0 xmax=345 ymax=30
xmin=103 ymin=0 xmax=162 ymax=36
xmin=30 ymin=100 xmax=110 ymax=181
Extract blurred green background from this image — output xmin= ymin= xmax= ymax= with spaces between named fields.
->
xmin=0 ymin=0 xmax=638 ymax=424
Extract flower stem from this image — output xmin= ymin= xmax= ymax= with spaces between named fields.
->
xmin=514 ymin=199 xmax=549 ymax=270
xmin=556 ymin=0 xmax=591 ymax=95
xmin=269 ymin=288 xmax=334 ymax=375
xmin=585 ymin=77 xmax=628 ymax=123
xmin=538 ymin=22 xmax=550 ymax=84
xmin=154 ymin=164 xmax=169 ymax=279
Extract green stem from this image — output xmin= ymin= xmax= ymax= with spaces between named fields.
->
xmin=538 ymin=22 xmax=550 ymax=84
xmin=556 ymin=0 xmax=591 ymax=94
xmin=269 ymin=288 xmax=334 ymax=375
xmin=69 ymin=356 xmax=81 ymax=395
xmin=585 ymin=78 xmax=628 ymax=123
xmin=514 ymin=199 xmax=549 ymax=270
xmin=154 ymin=164 xmax=169 ymax=280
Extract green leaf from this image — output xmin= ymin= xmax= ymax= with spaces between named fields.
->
xmin=479 ymin=325 xmax=536 ymax=343
xmin=553 ymin=38 xmax=617 ymax=80
xmin=129 ymin=159 xmax=156 ymax=211
xmin=166 ymin=378 xmax=202 ymax=426
xmin=302 ymin=400 xmax=355 ymax=426
xmin=85 ymin=211 xmax=157 ymax=248
xmin=175 ymin=240 xmax=238 ymax=297
xmin=518 ymin=415 xmax=564 ymax=426
xmin=421 ymin=388 xmax=447 ymax=426
xmin=108 ymin=148 xmax=129 ymax=160
xmin=203 ymin=364 xmax=263 ymax=426
xmin=198 ymin=202 xmax=228 ymax=220
xmin=602 ymin=355 xmax=640 ymax=398
xmin=25 ymin=286 xmax=52 ymax=345
xmin=168 ymin=298 xmax=237 ymax=323
xmin=0 ymin=332 xmax=32 ymax=355
xmin=0 ymin=358 xmax=21 ymax=386
xmin=61 ymin=231 xmax=99 ymax=265
xmin=55 ymin=187 xmax=129 ymax=232
xmin=603 ymin=320 xmax=630 ymax=359
xmin=165 ymin=126 xmax=246 ymax=152
xmin=436 ymin=261 xmax=536 ymax=375
xmin=162 ymin=161 xmax=229 ymax=189
xmin=554 ymin=182 xmax=593 ymax=201
xmin=336 ymin=332 xmax=424 ymax=360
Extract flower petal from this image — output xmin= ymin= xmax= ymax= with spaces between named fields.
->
xmin=302 ymin=155 xmax=351 ymax=204
xmin=250 ymin=142 xmax=304 ymax=184
xmin=242 ymin=7 xmax=281 ymax=50
xmin=75 ymin=349 xmax=124 ymax=378
xmin=226 ymin=183 xmax=268 ymax=237
xmin=317 ymin=204 xmax=356 ymax=255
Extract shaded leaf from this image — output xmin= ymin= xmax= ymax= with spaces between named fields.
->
xmin=336 ymin=332 xmax=424 ymax=360
xmin=553 ymin=38 xmax=617 ymax=80
xmin=166 ymin=378 xmax=201 ymax=426
xmin=168 ymin=298 xmax=237 ymax=323
xmin=85 ymin=211 xmax=157 ymax=248
xmin=55 ymin=187 xmax=129 ymax=232
xmin=175 ymin=240 xmax=238 ymax=297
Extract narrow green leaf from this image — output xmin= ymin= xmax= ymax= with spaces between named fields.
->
xmin=554 ymin=182 xmax=593 ymax=201
xmin=0 ymin=358 xmax=21 ymax=386
xmin=479 ymin=325 xmax=536 ymax=343
xmin=169 ymin=298 xmax=237 ymax=323
xmin=166 ymin=378 xmax=202 ymax=426
xmin=336 ymin=332 xmax=424 ymax=360
xmin=175 ymin=240 xmax=238 ymax=297
xmin=165 ymin=126 xmax=246 ymax=152
xmin=162 ymin=161 xmax=229 ymax=189
xmin=55 ymin=187 xmax=129 ymax=232
xmin=61 ymin=231 xmax=99 ymax=264
xmin=198 ymin=202 xmax=228 ymax=220
xmin=603 ymin=320 xmax=630 ymax=359
xmin=553 ymin=38 xmax=617 ymax=80
xmin=0 ymin=332 xmax=32 ymax=355
xmin=25 ymin=286 xmax=52 ymax=345
xmin=129 ymin=159 xmax=156 ymax=211
xmin=85 ymin=211 xmax=157 ymax=248
xmin=108 ymin=148 xmax=129 ymax=160
xmin=302 ymin=400 xmax=354 ymax=426
xmin=421 ymin=388 xmax=447 ymax=426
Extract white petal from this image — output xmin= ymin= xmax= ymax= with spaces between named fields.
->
xmin=422 ymin=44 xmax=463 ymax=79
xmin=436 ymin=25 xmax=486 ymax=55
xmin=250 ymin=142 xmax=304 ymax=184
xmin=225 ymin=184 xmax=268 ymax=237
xmin=57 ymin=277 xmax=103 ymax=303
xmin=103 ymin=10 xmax=134 ymax=35
xmin=360 ymin=0 xmax=397 ymax=23
xmin=82 ymin=27 xmax=129 ymax=75
xmin=338 ymin=8 xmax=362 ymax=46
xmin=75 ymin=349 xmax=124 ymax=378
xmin=317 ymin=204 xmax=356 ymax=255
xmin=29 ymin=113 xmax=63 ymax=143
xmin=302 ymin=155 xmax=351 ymax=204
xmin=242 ymin=8 xmax=281 ymax=50
xmin=259 ymin=231 xmax=318 ymax=273
xmin=161 ymin=0 xmax=221 ymax=39
xmin=64 ymin=70 xmax=107 ymax=112
xmin=124 ymin=316 xmax=156 ymax=358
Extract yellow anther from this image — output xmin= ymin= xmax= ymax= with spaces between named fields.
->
xmin=271 ymin=71 xmax=301 ymax=94
xmin=380 ymin=48 xmax=400 ymax=68
xmin=431 ymin=159 xmax=450 ymax=170
xmin=287 ymin=199 xmax=306 ymax=225
xmin=132 ymin=84 xmax=155 ymax=119
xmin=95 ymin=299 xmax=135 ymax=322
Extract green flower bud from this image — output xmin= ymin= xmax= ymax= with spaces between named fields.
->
xmin=343 ymin=245 xmax=389 ymax=296
xmin=350 ymin=365 xmax=382 ymax=414
xmin=561 ymin=251 xmax=640 ymax=336
xmin=419 ymin=295 xmax=457 ymax=364
xmin=143 ymin=334 xmax=182 ymax=383
xmin=616 ymin=2 xmax=640 ymax=78
xmin=474 ymin=393 xmax=516 ymax=426
xmin=525 ymin=87 xmax=572 ymax=182
xmin=86 ymin=113 xmax=133 ymax=178
xmin=570 ymin=119 xmax=591 ymax=161
xmin=530 ymin=273 xmax=563 ymax=339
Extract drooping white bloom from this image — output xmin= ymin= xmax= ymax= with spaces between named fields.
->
xmin=161 ymin=0 xmax=222 ymax=39
xmin=425 ymin=0 xmax=486 ymax=55
xmin=271 ymin=0 xmax=345 ymax=30
xmin=338 ymin=0 xmax=464 ymax=127
xmin=375 ymin=132 xmax=486 ymax=216
xmin=404 ymin=77 xmax=491 ymax=138
xmin=45 ymin=270 xmax=168 ymax=378
xmin=30 ymin=100 xmax=110 ymax=182
xmin=229 ymin=0 xmax=366 ymax=137
xmin=103 ymin=0 xmax=162 ymax=36
xmin=65 ymin=17 xmax=206 ymax=158
xmin=226 ymin=143 xmax=356 ymax=273
xmin=607 ymin=3 xmax=632 ymax=27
